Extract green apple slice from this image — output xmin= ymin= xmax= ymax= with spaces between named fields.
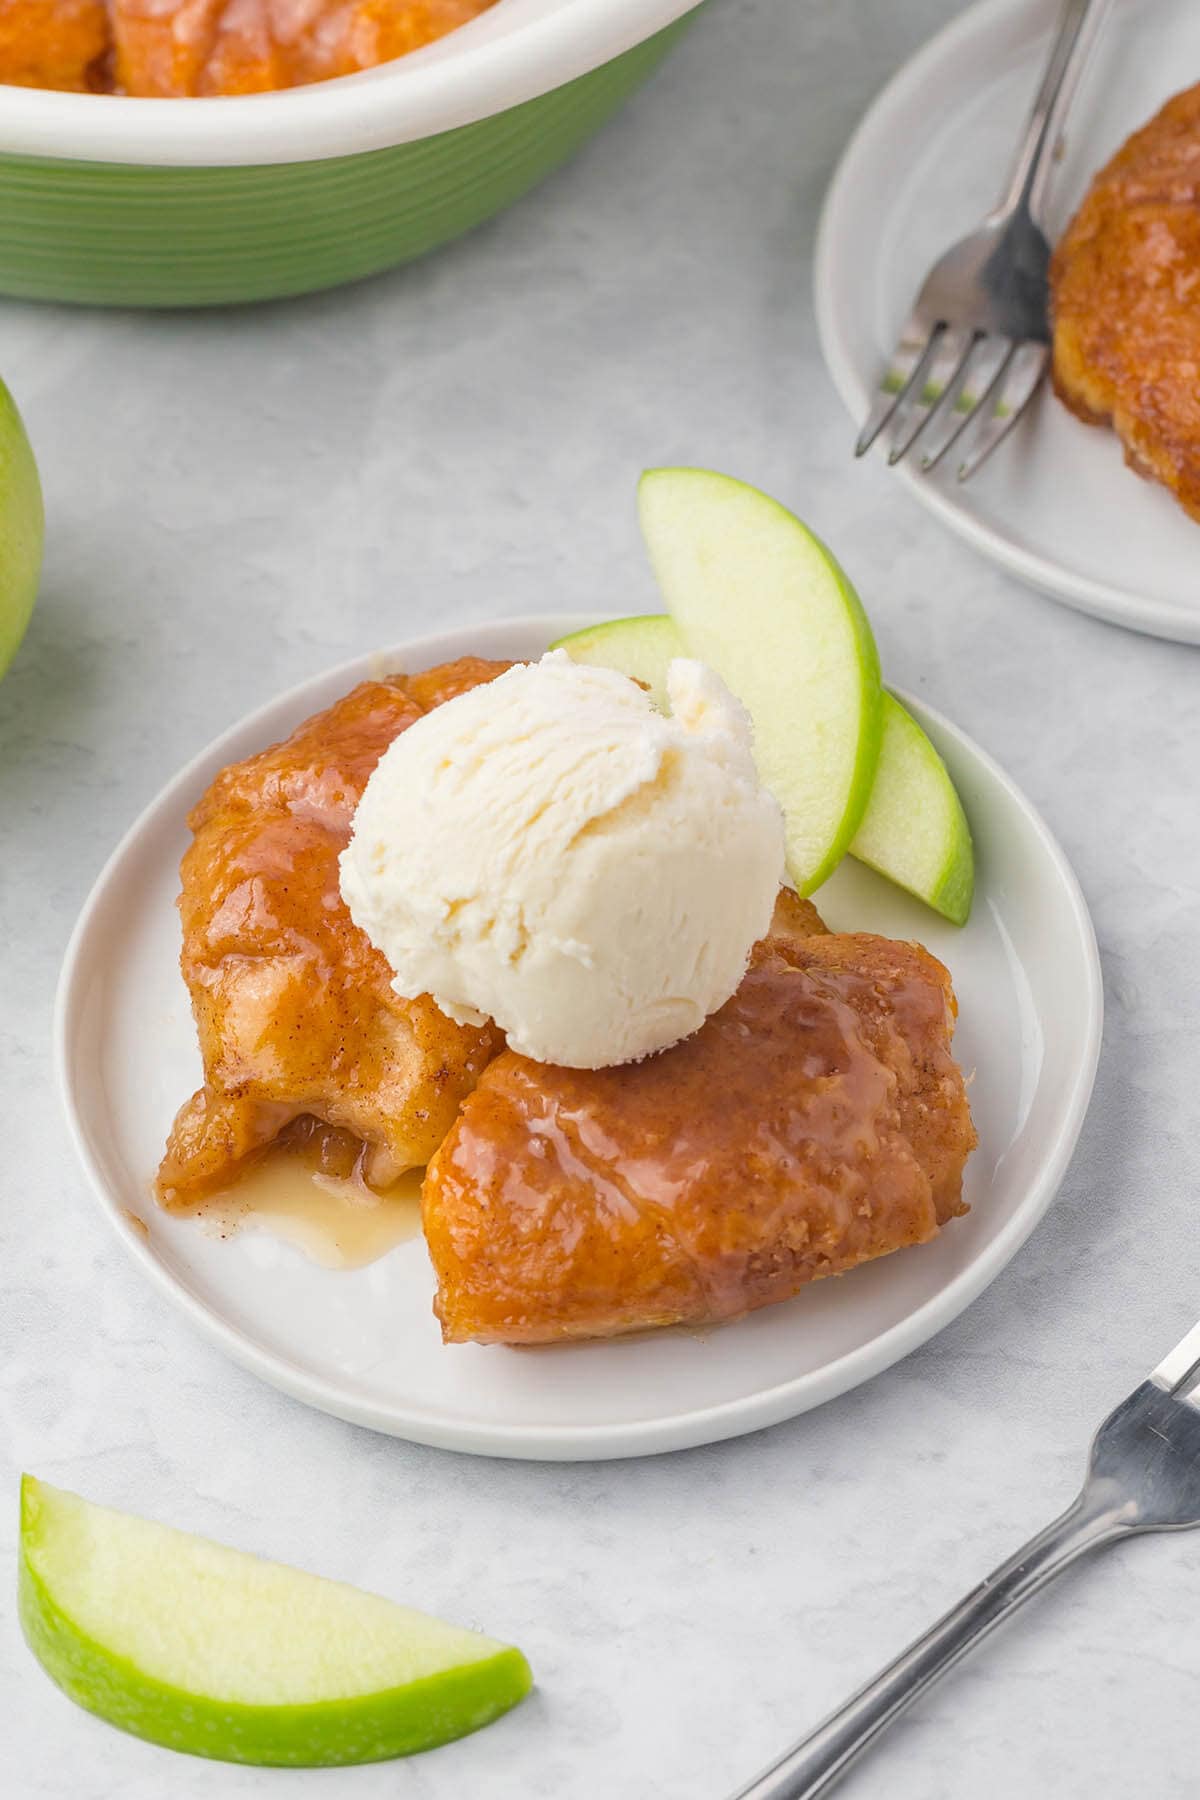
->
xmin=850 ymin=692 xmax=974 ymax=925
xmin=0 ymin=377 xmax=44 ymax=680
xmin=18 ymin=1475 xmax=532 ymax=1767
xmin=638 ymin=468 xmax=882 ymax=895
xmin=550 ymin=613 xmax=682 ymax=710
xmin=554 ymin=612 xmax=973 ymax=925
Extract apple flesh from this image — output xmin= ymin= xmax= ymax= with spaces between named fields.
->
xmin=18 ymin=1475 xmax=532 ymax=1767
xmin=550 ymin=613 xmax=681 ymax=710
xmin=638 ymin=468 xmax=883 ymax=895
xmin=849 ymin=692 xmax=974 ymax=925
xmin=555 ymin=612 xmax=973 ymax=923
xmin=0 ymin=377 xmax=43 ymax=680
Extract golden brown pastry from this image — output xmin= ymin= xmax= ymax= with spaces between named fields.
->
xmin=423 ymin=929 xmax=977 ymax=1345
xmin=1051 ymin=82 xmax=1200 ymax=521
xmin=0 ymin=0 xmax=109 ymax=90
xmin=111 ymin=0 xmax=498 ymax=97
xmin=156 ymin=657 xmax=509 ymax=1208
xmin=0 ymin=0 xmax=497 ymax=95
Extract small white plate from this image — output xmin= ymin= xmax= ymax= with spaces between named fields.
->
xmin=56 ymin=616 xmax=1102 ymax=1460
xmin=815 ymin=0 xmax=1200 ymax=644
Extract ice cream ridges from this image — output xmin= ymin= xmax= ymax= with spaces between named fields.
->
xmin=339 ymin=651 xmax=785 ymax=1069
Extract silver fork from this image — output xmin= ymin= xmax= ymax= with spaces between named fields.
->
xmin=856 ymin=0 xmax=1113 ymax=481
xmin=732 ymin=1315 xmax=1200 ymax=1800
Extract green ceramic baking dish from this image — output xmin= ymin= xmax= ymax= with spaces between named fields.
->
xmin=0 ymin=1 xmax=701 ymax=307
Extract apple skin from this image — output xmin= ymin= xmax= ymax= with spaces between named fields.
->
xmin=638 ymin=468 xmax=883 ymax=896
xmin=850 ymin=692 xmax=974 ymax=926
xmin=556 ymin=616 xmax=973 ymax=925
xmin=0 ymin=378 xmax=44 ymax=680
xmin=18 ymin=1476 xmax=532 ymax=1767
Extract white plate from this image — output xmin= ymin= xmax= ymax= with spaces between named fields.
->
xmin=815 ymin=0 xmax=1200 ymax=644
xmin=56 ymin=616 xmax=1102 ymax=1461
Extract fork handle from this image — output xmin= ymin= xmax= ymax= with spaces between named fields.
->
xmin=998 ymin=0 xmax=1113 ymax=223
xmin=730 ymin=1490 xmax=1128 ymax=1800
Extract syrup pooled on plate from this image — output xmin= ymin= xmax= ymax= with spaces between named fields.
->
xmin=192 ymin=1117 xmax=422 ymax=1271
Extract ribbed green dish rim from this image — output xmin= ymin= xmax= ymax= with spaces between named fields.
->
xmin=0 ymin=19 xmax=689 ymax=307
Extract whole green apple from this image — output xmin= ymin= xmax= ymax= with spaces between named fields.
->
xmin=0 ymin=377 xmax=43 ymax=680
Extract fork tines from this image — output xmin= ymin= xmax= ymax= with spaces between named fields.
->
xmin=857 ymin=325 xmax=1050 ymax=483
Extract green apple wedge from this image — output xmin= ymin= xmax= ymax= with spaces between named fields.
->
xmin=852 ymin=693 xmax=974 ymax=924
xmin=550 ymin=613 xmax=680 ymax=710
xmin=0 ymin=377 xmax=44 ymax=679
xmin=18 ymin=1475 xmax=532 ymax=1767
xmin=638 ymin=468 xmax=882 ymax=895
xmin=554 ymin=613 xmax=974 ymax=924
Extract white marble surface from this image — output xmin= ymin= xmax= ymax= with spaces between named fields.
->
xmin=3 ymin=1 xmax=1200 ymax=1794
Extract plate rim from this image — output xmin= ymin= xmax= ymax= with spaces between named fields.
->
xmin=55 ymin=613 xmax=1104 ymax=1460
xmin=813 ymin=0 xmax=1200 ymax=647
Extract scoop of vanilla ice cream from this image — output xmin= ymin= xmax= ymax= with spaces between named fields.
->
xmin=339 ymin=651 xmax=785 ymax=1069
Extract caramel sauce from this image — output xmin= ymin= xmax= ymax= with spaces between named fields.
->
xmin=156 ymin=662 xmax=508 ymax=1214
xmin=0 ymin=1 xmax=501 ymax=99
xmin=186 ymin=1117 xmax=422 ymax=1271
xmin=425 ymin=935 xmax=977 ymax=1344
xmin=1051 ymin=80 xmax=1200 ymax=524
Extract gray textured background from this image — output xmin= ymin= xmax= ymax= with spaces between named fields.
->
xmin=4 ymin=2 xmax=1200 ymax=1794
